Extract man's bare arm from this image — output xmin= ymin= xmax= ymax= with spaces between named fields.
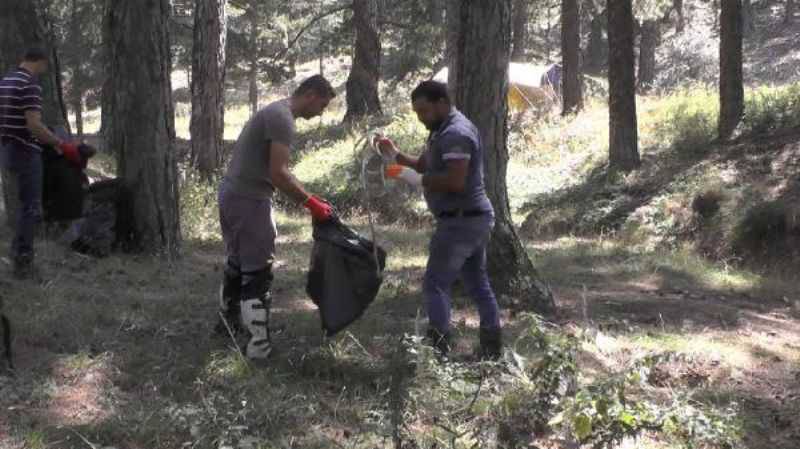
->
xmin=397 ymin=152 xmax=427 ymax=174
xmin=269 ymin=141 xmax=310 ymax=204
xmin=25 ymin=110 xmax=63 ymax=149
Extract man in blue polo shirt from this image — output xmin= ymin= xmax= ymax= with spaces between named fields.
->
xmin=0 ymin=47 xmax=81 ymax=279
xmin=377 ymin=80 xmax=502 ymax=359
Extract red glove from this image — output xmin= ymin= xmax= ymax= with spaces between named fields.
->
xmin=59 ymin=141 xmax=81 ymax=166
xmin=374 ymin=135 xmax=398 ymax=163
xmin=304 ymin=195 xmax=333 ymax=222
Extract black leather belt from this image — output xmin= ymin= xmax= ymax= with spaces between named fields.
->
xmin=438 ymin=209 xmax=488 ymax=219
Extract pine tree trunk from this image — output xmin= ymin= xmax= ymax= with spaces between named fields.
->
xmin=742 ymin=0 xmax=755 ymax=35
xmin=451 ymin=0 xmax=556 ymax=314
xmin=190 ymin=0 xmax=227 ymax=181
xmin=719 ymin=0 xmax=744 ymax=140
xmin=248 ymin=1 xmax=259 ymax=116
xmin=511 ymin=0 xmax=528 ymax=61
xmin=106 ymin=0 xmax=181 ymax=255
xmin=561 ymin=0 xmax=583 ymax=114
xmin=585 ymin=11 xmax=607 ymax=72
xmin=638 ymin=20 xmax=659 ymax=91
xmin=428 ymin=0 xmax=444 ymax=26
xmin=675 ymin=0 xmax=685 ymax=32
xmin=445 ymin=0 xmax=461 ymax=100
xmin=68 ymin=0 xmax=83 ymax=139
xmin=100 ymin=0 xmax=114 ymax=152
xmin=73 ymin=93 xmax=83 ymax=138
xmin=607 ymin=0 xmax=640 ymax=174
xmin=344 ymin=0 xmax=382 ymax=123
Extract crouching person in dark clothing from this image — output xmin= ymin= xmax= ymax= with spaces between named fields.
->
xmin=376 ymin=81 xmax=503 ymax=360
xmin=0 ymin=47 xmax=82 ymax=279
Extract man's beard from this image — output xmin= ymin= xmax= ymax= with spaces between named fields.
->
xmin=424 ymin=118 xmax=445 ymax=131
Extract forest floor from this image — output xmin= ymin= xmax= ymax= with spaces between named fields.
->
xmin=1 ymin=208 xmax=799 ymax=449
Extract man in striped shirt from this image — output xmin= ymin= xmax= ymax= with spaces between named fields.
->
xmin=0 ymin=47 xmax=80 ymax=279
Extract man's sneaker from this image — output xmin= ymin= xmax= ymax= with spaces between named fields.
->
xmin=426 ymin=328 xmax=452 ymax=356
xmin=478 ymin=328 xmax=503 ymax=361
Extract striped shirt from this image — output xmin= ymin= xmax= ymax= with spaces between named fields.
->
xmin=0 ymin=67 xmax=43 ymax=151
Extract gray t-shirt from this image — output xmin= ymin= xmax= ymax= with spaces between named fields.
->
xmin=224 ymin=99 xmax=295 ymax=199
xmin=422 ymin=109 xmax=494 ymax=217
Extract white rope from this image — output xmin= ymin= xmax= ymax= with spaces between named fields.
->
xmin=354 ymin=131 xmax=386 ymax=277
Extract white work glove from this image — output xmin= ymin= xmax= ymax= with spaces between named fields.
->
xmin=385 ymin=164 xmax=422 ymax=187
xmin=374 ymin=135 xmax=399 ymax=163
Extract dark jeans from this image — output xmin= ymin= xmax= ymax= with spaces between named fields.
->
xmin=423 ymin=214 xmax=501 ymax=334
xmin=1 ymin=141 xmax=43 ymax=260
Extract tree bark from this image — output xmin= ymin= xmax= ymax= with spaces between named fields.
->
xmin=674 ymin=0 xmax=685 ymax=32
xmin=585 ymin=9 xmax=607 ymax=72
xmin=742 ymin=0 xmax=755 ymax=35
xmin=190 ymin=0 xmax=227 ymax=181
xmin=451 ymin=0 xmax=556 ymax=314
xmin=68 ymin=0 xmax=84 ymax=139
xmin=344 ymin=0 xmax=382 ymax=123
xmin=72 ymin=93 xmax=83 ymax=138
xmin=561 ymin=0 xmax=582 ymax=114
xmin=445 ymin=0 xmax=461 ymax=100
xmin=638 ymin=20 xmax=659 ymax=91
xmin=106 ymin=0 xmax=181 ymax=255
xmin=428 ymin=0 xmax=444 ymax=27
xmin=511 ymin=0 xmax=528 ymax=61
xmin=248 ymin=0 xmax=259 ymax=116
xmin=100 ymin=0 xmax=114 ymax=151
xmin=607 ymin=0 xmax=640 ymax=174
xmin=719 ymin=0 xmax=744 ymax=141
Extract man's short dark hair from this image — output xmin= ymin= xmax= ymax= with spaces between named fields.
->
xmin=23 ymin=47 xmax=49 ymax=63
xmin=411 ymin=80 xmax=451 ymax=104
xmin=293 ymin=75 xmax=336 ymax=99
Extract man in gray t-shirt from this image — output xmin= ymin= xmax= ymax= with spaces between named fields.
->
xmin=224 ymin=99 xmax=296 ymax=199
xmin=217 ymin=75 xmax=336 ymax=360
xmin=377 ymin=80 xmax=502 ymax=360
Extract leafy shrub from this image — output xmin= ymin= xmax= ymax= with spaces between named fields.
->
xmin=180 ymin=172 xmax=221 ymax=241
xmin=742 ymin=83 xmax=800 ymax=134
xmin=732 ymin=200 xmax=791 ymax=252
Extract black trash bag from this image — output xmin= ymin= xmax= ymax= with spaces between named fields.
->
xmin=42 ymin=142 xmax=96 ymax=222
xmin=68 ymin=178 xmax=135 ymax=257
xmin=307 ymin=216 xmax=387 ymax=336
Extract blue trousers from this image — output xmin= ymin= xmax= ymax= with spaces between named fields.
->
xmin=1 ymin=141 xmax=43 ymax=260
xmin=423 ymin=215 xmax=501 ymax=334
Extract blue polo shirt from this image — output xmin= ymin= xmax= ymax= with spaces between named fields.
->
xmin=0 ymin=67 xmax=43 ymax=152
xmin=422 ymin=109 xmax=494 ymax=217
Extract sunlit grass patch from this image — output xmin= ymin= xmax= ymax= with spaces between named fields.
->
xmin=61 ymin=351 xmax=98 ymax=372
xmin=205 ymin=350 xmax=253 ymax=383
xmin=529 ymin=237 xmax=761 ymax=293
xmin=23 ymin=430 xmax=48 ymax=449
xmin=622 ymin=332 xmax=753 ymax=366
